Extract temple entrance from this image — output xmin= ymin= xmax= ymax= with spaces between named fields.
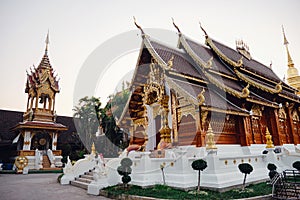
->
xmin=31 ymin=132 xmax=52 ymax=151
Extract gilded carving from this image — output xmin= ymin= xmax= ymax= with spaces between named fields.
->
xmin=292 ymin=109 xmax=299 ymax=121
xmin=201 ymin=110 xmax=209 ymax=128
xmin=197 ymin=88 xmax=205 ymax=106
xmin=165 ymin=55 xmax=174 ymax=70
xmin=251 ymin=105 xmax=262 ymax=117
xmin=278 ymin=107 xmax=287 ymax=119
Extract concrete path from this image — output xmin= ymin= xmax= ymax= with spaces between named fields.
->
xmin=0 ymin=173 xmax=112 ymax=200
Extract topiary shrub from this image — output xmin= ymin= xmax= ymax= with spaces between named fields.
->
xmin=238 ymin=163 xmax=253 ymax=190
xmin=117 ymin=157 xmax=133 ymax=189
xmin=267 ymin=163 xmax=278 ymax=180
xmin=191 ymin=159 xmax=207 ymax=192
xmin=292 ymin=161 xmax=300 ymax=171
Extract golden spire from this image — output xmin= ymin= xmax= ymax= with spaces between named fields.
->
xmin=45 ymin=30 xmax=50 ymax=55
xmin=91 ymin=142 xmax=96 ymax=155
xmin=282 ymin=26 xmax=294 ymax=68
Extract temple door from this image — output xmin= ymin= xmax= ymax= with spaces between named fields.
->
xmin=250 ymin=105 xmax=264 ymax=144
xmin=292 ymin=109 xmax=300 ymax=144
xmin=278 ymin=108 xmax=289 ymax=144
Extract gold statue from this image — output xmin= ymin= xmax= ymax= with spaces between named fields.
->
xmin=206 ymin=123 xmax=217 ymax=150
xmin=265 ymin=128 xmax=275 ymax=148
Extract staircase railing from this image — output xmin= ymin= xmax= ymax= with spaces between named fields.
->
xmin=47 ymin=149 xmax=55 ymax=168
xmin=35 ymin=149 xmax=43 ymax=169
xmin=272 ymin=170 xmax=300 ymax=199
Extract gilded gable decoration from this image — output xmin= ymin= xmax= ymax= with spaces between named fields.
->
xmin=251 ymin=105 xmax=262 ymax=117
xmin=278 ymin=107 xmax=287 ymax=119
xmin=292 ymin=109 xmax=299 ymax=121
xmin=197 ymin=88 xmax=206 ymax=106
xmin=236 ymin=39 xmax=251 ymax=60
xmin=144 ymin=59 xmax=164 ymax=105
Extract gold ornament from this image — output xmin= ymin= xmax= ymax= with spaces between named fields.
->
xmin=265 ymin=128 xmax=275 ymax=149
xmin=15 ymin=156 xmax=29 ymax=173
xmin=206 ymin=123 xmax=217 ymax=150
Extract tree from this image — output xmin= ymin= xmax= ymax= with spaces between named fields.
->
xmin=191 ymin=159 xmax=207 ymax=192
xmin=238 ymin=163 xmax=253 ymax=190
xmin=117 ymin=157 xmax=133 ymax=189
xmin=100 ymin=87 xmax=130 ymax=149
xmin=73 ymin=96 xmax=101 ymax=152
xmin=267 ymin=163 xmax=278 ymax=180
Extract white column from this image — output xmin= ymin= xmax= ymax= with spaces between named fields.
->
xmin=52 ymin=132 xmax=57 ymax=150
xmin=23 ymin=131 xmax=31 ymax=150
xmin=146 ymin=105 xmax=156 ymax=151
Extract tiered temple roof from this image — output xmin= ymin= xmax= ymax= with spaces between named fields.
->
xmin=118 ymin=20 xmax=300 ymax=129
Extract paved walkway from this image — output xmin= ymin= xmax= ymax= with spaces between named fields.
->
xmin=0 ymin=173 xmax=112 ymax=200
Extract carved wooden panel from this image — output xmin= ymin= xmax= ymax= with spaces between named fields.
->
xmin=178 ymin=114 xmax=197 ymax=146
xmin=251 ymin=117 xmax=263 ymax=144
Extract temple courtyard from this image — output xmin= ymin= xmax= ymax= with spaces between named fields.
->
xmin=0 ymin=173 xmax=112 ymax=200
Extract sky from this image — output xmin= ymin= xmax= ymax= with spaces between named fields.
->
xmin=0 ymin=0 xmax=300 ymax=116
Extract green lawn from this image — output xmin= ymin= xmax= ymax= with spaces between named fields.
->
xmin=102 ymin=182 xmax=272 ymax=199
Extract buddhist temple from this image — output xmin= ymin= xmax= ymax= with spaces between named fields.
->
xmin=283 ymin=26 xmax=300 ymax=95
xmin=117 ymin=20 xmax=300 ymax=151
xmin=13 ymin=32 xmax=67 ymax=171
xmin=61 ymin=20 xmax=300 ymax=193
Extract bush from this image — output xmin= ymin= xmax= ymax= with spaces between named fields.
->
xmin=292 ymin=161 xmax=300 ymax=171
xmin=118 ymin=157 xmax=133 ymax=188
xmin=191 ymin=159 xmax=207 ymax=192
xmin=267 ymin=163 xmax=278 ymax=180
xmin=267 ymin=163 xmax=277 ymax=171
xmin=238 ymin=163 xmax=253 ymax=190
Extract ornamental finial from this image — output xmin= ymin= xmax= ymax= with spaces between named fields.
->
xmin=282 ymin=25 xmax=294 ymax=68
xmin=133 ymin=16 xmax=145 ymax=35
xmin=172 ymin=18 xmax=181 ymax=33
xmin=199 ymin=21 xmax=208 ymax=38
xmin=45 ymin=30 xmax=50 ymax=55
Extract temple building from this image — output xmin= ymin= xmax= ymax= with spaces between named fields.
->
xmin=13 ymin=33 xmax=67 ymax=170
xmin=61 ymin=21 xmax=300 ymax=192
xmin=283 ymin=26 xmax=300 ymax=95
xmin=118 ymin=21 xmax=300 ymax=151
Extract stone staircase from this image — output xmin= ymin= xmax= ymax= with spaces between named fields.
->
xmin=42 ymin=155 xmax=51 ymax=168
xmin=70 ymin=170 xmax=95 ymax=190
xmin=272 ymin=170 xmax=300 ymax=199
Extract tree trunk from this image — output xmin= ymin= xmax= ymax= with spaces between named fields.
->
xmin=242 ymin=174 xmax=247 ymax=190
xmin=197 ymin=170 xmax=201 ymax=192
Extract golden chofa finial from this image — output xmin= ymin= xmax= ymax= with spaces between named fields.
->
xmin=172 ymin=18 xmax=181 ymax=33
xmin=206 ymin=123 xmax=217 ymax=150
xmin=199 ymin=21 xmax=208 ymax=38
xmin=91 ymin=142 xmax=97 ymax=155
xmin=265 ymin=128 xmax=275 ymax=149
xmin=133 ymin=16 xmax=145 ymax=35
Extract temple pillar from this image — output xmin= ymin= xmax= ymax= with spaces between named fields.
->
xmin=269 ymin=108 xmax=281 ymax=145
xmin=145 ymin=105 xmax=156 ymax=151
xmin=195 ymin=108 xmax=202 ymax=147
xmin=240 ymin=116 xmax=252 ymax=146
xmin=49 ymin=97 xmax=52 ymax=111
xmin=23 ymin=131 xmax=31 ymax=150
xmin=52 ymin=132 xmax=58 ymax=150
